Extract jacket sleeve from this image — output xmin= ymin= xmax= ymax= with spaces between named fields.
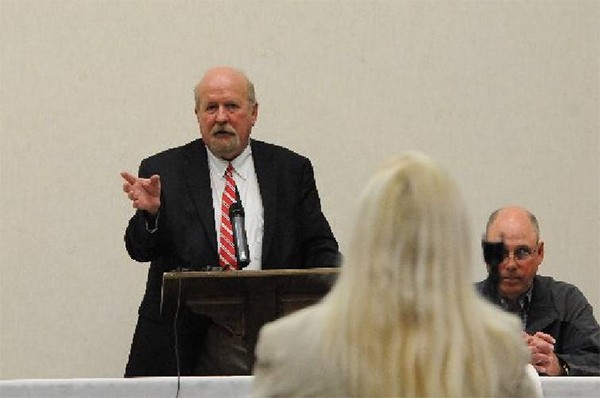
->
xmin=555 ymin=285 xmax=600 ymax=376
xmin=297 ymin=158 xmax=341 ymax=268
xmin=124 ymin=159 xmax=170 ymax=264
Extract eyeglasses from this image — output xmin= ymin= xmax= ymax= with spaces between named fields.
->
xmin=502 ymin=245 xmax=538 ymax=263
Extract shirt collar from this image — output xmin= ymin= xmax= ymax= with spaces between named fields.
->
xmin=207 ymin=142 xmax=252 ymax=181
xmin=498 ymin=284 xmax=533 ymax=312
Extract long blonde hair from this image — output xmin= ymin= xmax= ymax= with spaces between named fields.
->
xmin=323 ymin=152 xmax=525 ymax=397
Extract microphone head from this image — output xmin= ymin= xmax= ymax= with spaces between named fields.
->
xmin=229 ymin=201 xmax=244 ymax=217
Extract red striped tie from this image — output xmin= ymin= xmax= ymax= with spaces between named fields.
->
xmin=219 ymin=163 xmax=238 ymax=270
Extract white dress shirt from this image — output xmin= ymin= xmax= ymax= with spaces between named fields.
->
xmin=207 ymin=144 xmax=264 ymax=270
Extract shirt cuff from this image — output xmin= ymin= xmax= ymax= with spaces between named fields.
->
xmin=143 ymin=210 xmax=160 ymax=233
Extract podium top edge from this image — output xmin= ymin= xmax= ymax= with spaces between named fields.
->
xmin=163 ymin=267 xmax=340 ymax=279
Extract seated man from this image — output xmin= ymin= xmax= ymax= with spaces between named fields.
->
xmin=477 ymin=206 xmax=600 ymax=376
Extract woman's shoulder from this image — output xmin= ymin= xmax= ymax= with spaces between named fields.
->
xmin=253 ymin=303 xmax=344 ymax=397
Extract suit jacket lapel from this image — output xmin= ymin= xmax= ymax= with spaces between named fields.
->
xmin=251 ymin=140 xmax=278 ymax=266
xmin=182 ymin=139 xmax=217 ymax=252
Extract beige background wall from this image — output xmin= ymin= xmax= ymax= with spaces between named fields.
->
xmin=1 ymin=0 xmax=598 ymax=379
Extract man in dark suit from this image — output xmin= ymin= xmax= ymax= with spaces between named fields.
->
xmin=120 ymin=66 xmax=340 ymax=377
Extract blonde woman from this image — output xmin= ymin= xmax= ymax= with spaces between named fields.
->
xmin=252 ymin=152 xmax=541 ymax=397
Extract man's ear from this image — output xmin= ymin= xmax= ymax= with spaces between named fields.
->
xmin=537 ymin=241 xmax=545 ymax=263
xmin=252 ymin=103 xmax=259 ymax=124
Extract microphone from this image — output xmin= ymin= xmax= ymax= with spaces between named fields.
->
xmin=481 ymin=238 xmax=505 ymax=283
xmin=230 ymin=188 xmax=250 ymax=268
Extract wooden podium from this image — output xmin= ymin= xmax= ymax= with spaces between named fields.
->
xmin=161 ymin=268 xmax=339 ymax=371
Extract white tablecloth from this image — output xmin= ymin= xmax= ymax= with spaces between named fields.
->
xmin=541 ymin=376 xmax=600 ymax=398
xmin=0 ymin=376 xmax=252 ymax=398
xmin=1 ymin=376 xmax=599 ymax=398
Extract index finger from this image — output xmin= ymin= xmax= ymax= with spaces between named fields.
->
xmin=120 ymin=171 xmax=138 ymax=185
xmin=532 ymin=331 xmax=556 ymax=345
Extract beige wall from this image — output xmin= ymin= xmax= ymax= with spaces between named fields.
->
xmin=1 ymin=0 xmax=598 ymax=379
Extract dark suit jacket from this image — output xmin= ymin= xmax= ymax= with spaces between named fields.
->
xmin=124 ymin=138 xmax=340 ymax=376
xmin=477 ymin=275 xmax=600 ymax=376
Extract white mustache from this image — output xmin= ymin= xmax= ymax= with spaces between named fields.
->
xmin=211 ymin=124 xmax=236 ymax=135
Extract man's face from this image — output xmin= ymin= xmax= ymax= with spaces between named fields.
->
xmin=195 ymin=69 xmax=258 ymax=160
xmin=486 ymin=209 xmax=544 ymax=300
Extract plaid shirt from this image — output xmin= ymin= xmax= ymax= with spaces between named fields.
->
xmin=497 ymin=287 xmax=533 ymax=329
